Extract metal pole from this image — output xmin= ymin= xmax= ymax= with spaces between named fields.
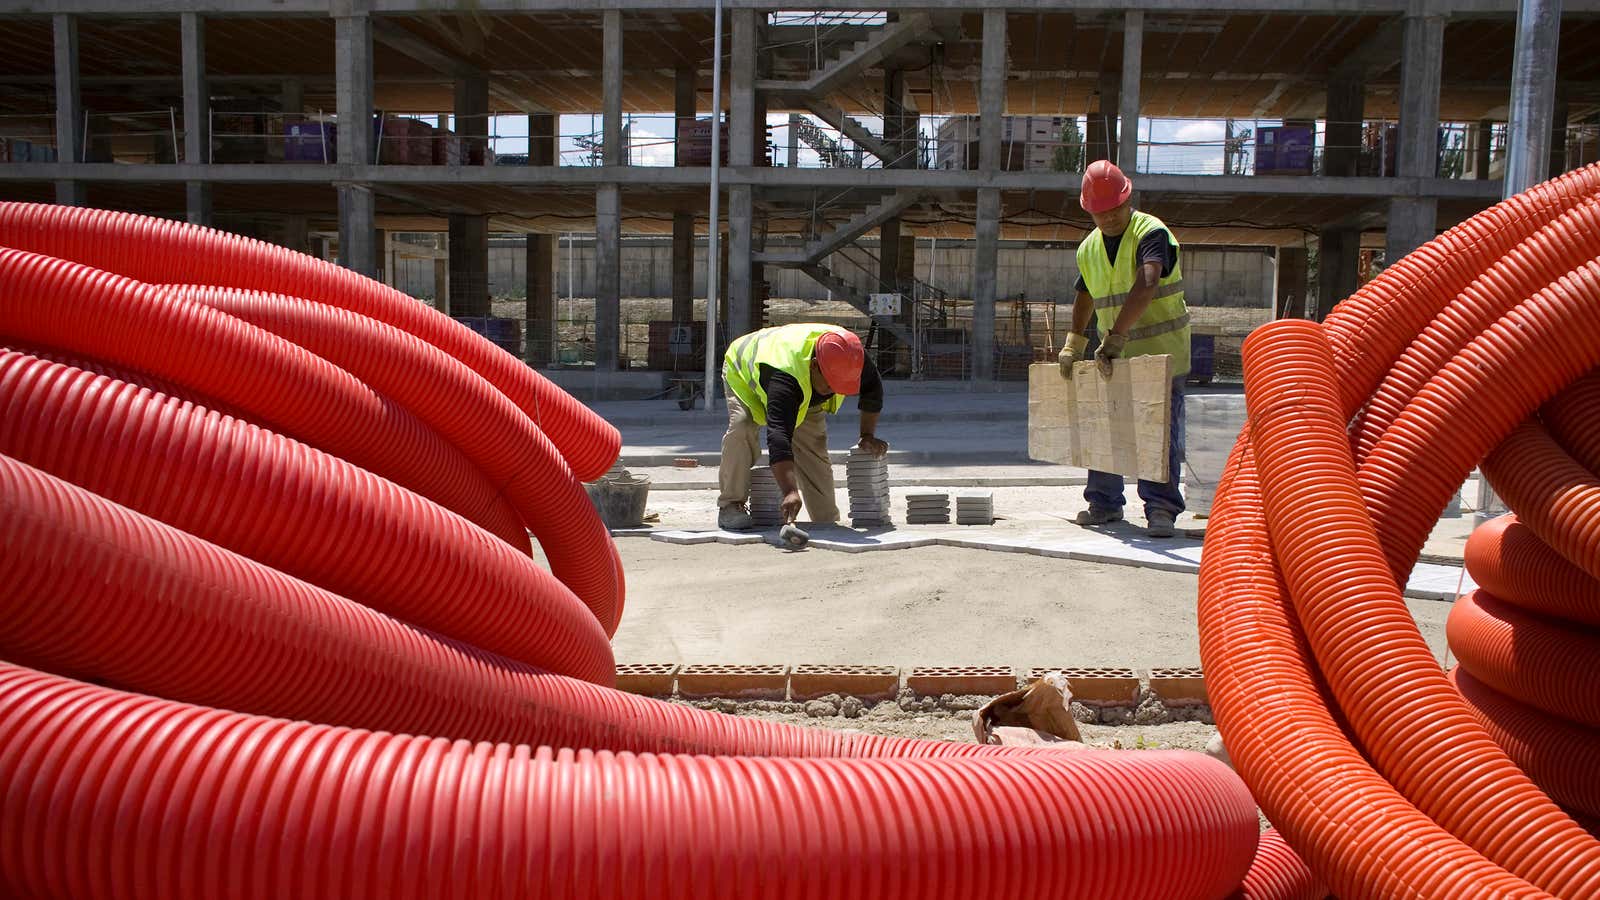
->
xmin=1480 ymin=0 xmax=1561 ymax=526
xmin=703 ymin=0 xmax=724 ymax=412
xmin=1503 ymin=0 xmax=1561 ymax=197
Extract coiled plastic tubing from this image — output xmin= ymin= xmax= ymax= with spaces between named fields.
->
xmin=1203 ymin=164 xmax=1600 ymax=899
xmin=0 ymin=202 xmax=1295 ymax=899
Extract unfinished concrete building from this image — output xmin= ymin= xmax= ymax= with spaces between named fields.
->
xmin=2 ymin=0 xmax=1598 ymax=392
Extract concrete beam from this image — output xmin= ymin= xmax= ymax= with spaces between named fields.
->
xmin=973 ymin=186 xmax=1000 ymax=380
xmin=0 ymin=162 xmax=1509 ymax=200
xmin=12 ymin=0 xmax=1600 ymax=14
xmin=603 ymin=10 xmax=623 ymax=168
xmin=181 ymin=11 xmax=210 ymax=224
xmin=595 ymin=183 xmax=621 ymax=370
xmin=978 ymin=9 xmax=1006 ymax=174
xmin=51 ymin=13 xmax=84 ymax=205
xmin=1119 ymin=11 xmax=1143 ymax=174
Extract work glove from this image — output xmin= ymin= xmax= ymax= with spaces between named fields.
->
xmin=1095 ymin=332 xmax=1128 ymax=377
xmin=1057 ymin=332 xmax=1090 ymax=379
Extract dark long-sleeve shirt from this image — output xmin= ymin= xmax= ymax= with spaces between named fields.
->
xmin=1073 ymin=227 xmax=1178 ymax=296
xmin=759 ymin=357 xmax=883 ymax=464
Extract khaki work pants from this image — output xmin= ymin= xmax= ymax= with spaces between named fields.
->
xmin=719 ymin=392 xmax=840 ymax=524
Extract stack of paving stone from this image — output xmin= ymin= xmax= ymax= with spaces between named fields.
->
xmin=905 ymin=493 xmax=951 ymax=525
xmin=847 ymin=448 xmax=892 ymax=527
xmin=747 ymin=466 xmax=784 ymax=526
xmin=956 ymin=492 xmax=995 ymax=526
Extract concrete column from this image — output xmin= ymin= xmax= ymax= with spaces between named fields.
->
xmin=447 ymin=215 xmax=490 ymax=317
xmin=1549 ymin=93 xmax=1569 ymax=179
xmin=1277 ymin=246 xmax=1309 ymax=319
xmin=595 ymin=185 xmax=622 ymax=370
xmin=973 ymin=188 xmax=1000 ymax=380
xmin=432 ymin=256 xmax=449 ymax=311
xmin=181 ymin=12 xmax=211 ymax=224
xmin=728 ymin=185 xmax=753 ymax=338
xmin=674 ymin=66 xmax=697 ymax=166
xmin=978 ymin=10 xmax=1007 ymax=173
xmin=52 ymin=14 xmax=85 ymax=205
xmin=879 ymin=218 xmax=901 ymax=291
xmin=603 ymin=10 xmax=623 ymax=167
xmin=1386 ymin=15 xmax=1443 ymax=263
xmin=280 ymin=214 xmax=310 ymax=255
xmin=338 ymin=187 xmax=376 ymax=277
xmin=787 ymin=116 xmax=801 ymax=168
xmin=335 ymin=15 xmax=373 ymax=167
xmin=1468 ymin=119 xmax=1493 ymax=179
xmin=730 ymin=10 xmax=756 ymax=168
xmin=884 ymin=67 xmax=909 ymax=167
xmin=454 ymin=75 xmax=489 ymax=166
xmin=1119 ymin=11 xmax=1143 ymax=174
xmin=1316 ymin=228 xmax=1360 ymax=320
xmin=1323 ymin=76 xmax=1363 ymax=177
xmin=529 ymin=113 xmax=556 ymax=166
xmin=335 ymin=13 xmax=376 ymax=276
xmin=281 ymin=79 xmax=304 ymax=116
xmin=1087 ymin=77 xmax=1119 ymax=165
xmin=374 ymin=227 xmax=389 ymax=285
xmin=672 ymin=212 xmax=695 ymax=323
xmin=526 ymin=233 xmax=557 ymax=367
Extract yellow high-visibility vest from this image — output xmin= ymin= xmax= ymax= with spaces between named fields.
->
xmin=1076 ymin=210 xmax=1191 ymax=376
xmin=722 ymin=323 xmax=852 ymax=427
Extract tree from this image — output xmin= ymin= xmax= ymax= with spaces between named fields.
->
xmin=1051 ymin=117 xmax=1085 ymax=173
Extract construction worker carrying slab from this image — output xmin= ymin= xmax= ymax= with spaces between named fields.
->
xmin=718 ymin=323 xmax=888 ymax=530
xmin=1058 ymin=160 xmax=1190 ymax=538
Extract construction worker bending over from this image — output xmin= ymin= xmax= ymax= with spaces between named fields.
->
xmin=1058 ymin=160 xmax=1190 ymax=538
xmin=718 ymin=323 xmax=888 ymax=530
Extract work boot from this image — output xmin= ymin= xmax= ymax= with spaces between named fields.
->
xmin=1074 ymin=505 xmax=1124 ymax=526
xmin=1146 ymin=509 xmax=1176 ymax=538
xmin=718 ymin=503 xmax=755 ymax=531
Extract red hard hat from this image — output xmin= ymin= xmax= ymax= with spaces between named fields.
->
xmin=814 ymin=330 xmax=864 ymax=395
xmin=1080 ymin=159 xmax=1133 ymax=214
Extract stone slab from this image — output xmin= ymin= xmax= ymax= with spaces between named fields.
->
xmin=1029 ymin=358 xmax=1173 ymax=483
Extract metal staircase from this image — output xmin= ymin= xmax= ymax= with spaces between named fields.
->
xmin=756 ymin=188 xmax=922 ymax=265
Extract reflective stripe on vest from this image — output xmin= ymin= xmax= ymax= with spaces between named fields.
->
xmin=1076 ymin=210 xmax=1191 ymax=377
xmin=721 ymin=323 xmax=851 ymax=427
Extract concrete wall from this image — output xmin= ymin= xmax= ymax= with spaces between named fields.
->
xmin=394 ymin=236 xmax=1274 ymax=310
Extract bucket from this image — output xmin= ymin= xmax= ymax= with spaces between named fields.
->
xmin=585 ymin=470 xmax=651 ymax=529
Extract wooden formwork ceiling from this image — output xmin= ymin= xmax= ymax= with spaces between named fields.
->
xmin=3 ymin=11 xmax=1600 ymax=120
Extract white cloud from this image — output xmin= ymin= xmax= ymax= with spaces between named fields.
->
xmin=1172 ymin=121 xmax=1225 ymax=144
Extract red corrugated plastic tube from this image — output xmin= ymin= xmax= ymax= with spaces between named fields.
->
xmin=1202 ymin=162 xmax=1600 ymax=899
xmin=170 ymin=285 xmax=623 ymax=633
xmin=0 ymin=210 xmax=1269 ymax=898
xmin=0 ymin=201 xmax=620 ymax=482
xmin=1229 ymin=829 xmax=1327 ymax=900
xmin=0 ymin=246 xmax=530 ymax=551
xmin=1465 ymin=515 xmax=1600 ymax=628
xmin=1446 ymin=589 xmax=1600 ymax=729
xmin=1449 ymin=666 xmax=1600 ymax=820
